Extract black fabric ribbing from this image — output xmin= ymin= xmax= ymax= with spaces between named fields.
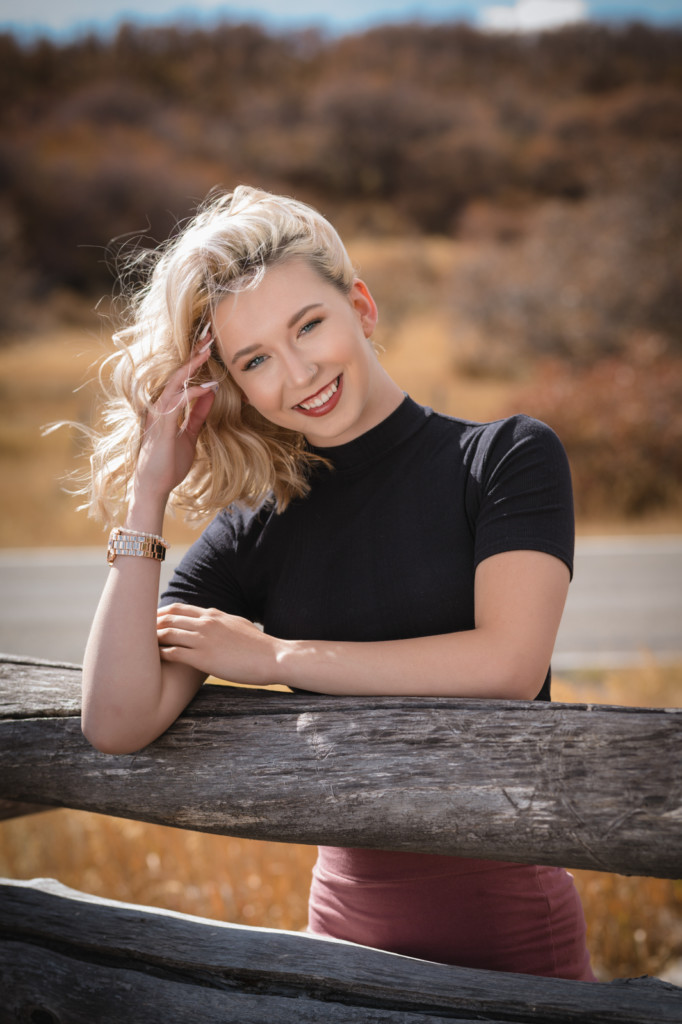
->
xmin=161 ymin=395 xmax=574 ymax=700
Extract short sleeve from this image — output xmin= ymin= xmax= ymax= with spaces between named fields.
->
xmin=467 ymin=415 xmax=575 ymax=578
xmin=159 ymin=509 xmax=251 ymax=615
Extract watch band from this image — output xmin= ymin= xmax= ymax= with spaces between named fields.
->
xmin=107 ymin=527 xmax=169 ymax=565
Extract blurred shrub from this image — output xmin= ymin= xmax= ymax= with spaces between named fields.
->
xmin=6 ymin=130 xmax=221 ymax=293
xmin=302 ymin=80 xmax=454 ymax=201
xmin=508 ymin=348 xmax=682 ymax=518
xmin=449 ymin=163 xmax=682 ymax=372
xmin=53 ymin=79 xmax=162 ymax=127
xmin=607 ymin=86 xmax=682 ymax=142
xmin=0 ymin=199 xmax=33 ymax=331
xmin=0 ymin=21 xmax=681 ymax=331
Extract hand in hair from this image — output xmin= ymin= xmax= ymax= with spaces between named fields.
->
xmin=133 ymin=337 xmax=219 ymax=505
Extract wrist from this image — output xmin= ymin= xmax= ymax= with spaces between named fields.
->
xmin=125 ymin=491 xmax=168 ymax=536
xmin=271 ymin=637 xmax=323 ymax=689
xmin=107 ymin=526 xmax=169 ymax=566
xmin=271 ymin=637 xmax=300 ymax=687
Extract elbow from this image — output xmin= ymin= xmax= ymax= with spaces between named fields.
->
xmin=505 ymin=671 xmax=547 ymax=702
xmin=81 ymin=721 xmax=138 ymax=756
xmin=489 ymin=649 xmax=548 ymax=701
xmin=81 ymin=707 xmax=148 ymax=756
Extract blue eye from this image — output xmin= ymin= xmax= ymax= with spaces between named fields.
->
xmin=299 ymin=318 xmax=322 ymax=336
xmin=244 ymin=354 xmax=267 ymax=371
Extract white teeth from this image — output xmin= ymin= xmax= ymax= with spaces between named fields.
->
xmin=299 ymin=377 xmax=338 ymax=410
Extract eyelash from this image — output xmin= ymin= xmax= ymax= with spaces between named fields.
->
xmin=242 ymin=318 xmax=322 ymax=371
xmin=299 ymin=317 xmax=322 ymax=335
xmin=243 ymin=354 xmax=267 ymax=371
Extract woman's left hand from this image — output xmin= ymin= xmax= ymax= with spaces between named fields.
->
xmin=156 ymin=603 xmax=283 ymax=685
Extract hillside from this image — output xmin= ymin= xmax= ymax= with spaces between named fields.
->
xmin=0 ymin=21 xmax=680 ymax=526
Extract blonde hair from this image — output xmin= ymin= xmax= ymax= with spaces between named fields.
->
xmin=83 ymin=186 xmax=356 ymax=525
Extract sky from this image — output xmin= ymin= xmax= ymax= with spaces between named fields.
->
xmin=1 ymin=0 xmax=681 ymax=40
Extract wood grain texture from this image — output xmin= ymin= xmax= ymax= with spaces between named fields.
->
xmin=1 ymin=656 xmax=680 ymax=877
xmin=1 ymin=879 xmax=681 ymax=1024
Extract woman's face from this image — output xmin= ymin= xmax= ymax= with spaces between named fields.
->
xmin=213 ymin=258 xmax=402 ymax=447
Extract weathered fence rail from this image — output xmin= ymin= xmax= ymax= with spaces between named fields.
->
xmin=1 ymin=654 xmax=681 ymax=1022
xmin=1 ymin=655 xmax=680 ymax=877
xmin=2 ymin=877 xmax=681 ymax=1024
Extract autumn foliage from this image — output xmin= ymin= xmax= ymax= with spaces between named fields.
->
xmin=0 ymin=19 xmax=681 ymax=518
xmin=507 ymin=349 xmax=682 ymax=518
xmin=1 ymin=21 xmax=680 ymax=304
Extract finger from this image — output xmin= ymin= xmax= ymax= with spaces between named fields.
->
xmin=183 ymin=386 xmax=217 ymax=439
xmin=156 ymin=624 xmax=197 ymax=646
xmin=195 ymin=322 xmax=212 ymax=347
xmin=157 ymin=603 xmax=206 ymax=618
xmin=177 ymin=381 xmax=219 ymax=434
xmin=158 ymin=644 xmax=192 ymax=663
xmin=158 ymin=368 xmax=214 ymax=414
xmin=188 ymin=325 xmax=215 ymax=367
xmin=168 ymin=344 xmax=212 ymax=389
xmin=153 ymin=339 xmax=216 ymax=413
xmin=146 ymin=381 xmax=218 ymax=436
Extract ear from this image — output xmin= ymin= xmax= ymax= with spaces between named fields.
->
xmin=349 ymin=279 xmax=378 ymax=338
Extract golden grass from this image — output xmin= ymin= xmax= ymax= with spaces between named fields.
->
xmin=0 ymin=811 xmax=316 ymax=931
xmin=0 ymin=327 xmax=109 ymax=547
xmin=1 ymin=663 xmax=679 ymax=981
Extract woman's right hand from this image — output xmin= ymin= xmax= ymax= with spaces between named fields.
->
xmin=132 ymin=334 xmax=219 ymax=504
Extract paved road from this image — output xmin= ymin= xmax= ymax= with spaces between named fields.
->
xmin=551 ymin=536 xmax=682 ymax=670
xmin=1 ymin=537 xmax=681 ymax=669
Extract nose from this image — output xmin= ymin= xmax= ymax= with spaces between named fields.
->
xmin=283 ymin=345 xmax=317 ymax=388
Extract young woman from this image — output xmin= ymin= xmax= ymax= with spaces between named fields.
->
xmin=82 ymin=185 xmax=595 ymax=980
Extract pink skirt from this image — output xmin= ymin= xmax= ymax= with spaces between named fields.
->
xmin=308 ymin=846 xmax=595 ymax=980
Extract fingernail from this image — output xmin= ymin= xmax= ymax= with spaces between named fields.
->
xmin=200 ymin=381 xmax=219 ymax=391
xmin=197 ymin=323 xmax=213 ymax=352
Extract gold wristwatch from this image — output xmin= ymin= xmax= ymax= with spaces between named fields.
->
xmin=107 ymin=527 xmax=168 ymax=565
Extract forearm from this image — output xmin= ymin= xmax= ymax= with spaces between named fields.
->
xmin=158 ymin=552 xmax=566 ymax=700
xmin=82 ymin=498 xmax=194 ymax=752
xmin=154 ymin=549 xmax=569 ymax=719
xmin=273 ymin=627 xmax=548 ymax=700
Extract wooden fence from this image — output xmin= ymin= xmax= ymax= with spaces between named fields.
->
xmin=1 ymin=653 xmax=681 ymax=1022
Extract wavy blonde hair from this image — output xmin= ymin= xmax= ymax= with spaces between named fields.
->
xmin=82 ymin=186 xmax=356 ymax=525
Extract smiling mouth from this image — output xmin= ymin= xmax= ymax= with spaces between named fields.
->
xmin=294 ymin=375 xmax=342 ymax=414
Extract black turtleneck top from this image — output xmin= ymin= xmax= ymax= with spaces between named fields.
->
xmin=161 ymin=396 xmax=574 ymax=701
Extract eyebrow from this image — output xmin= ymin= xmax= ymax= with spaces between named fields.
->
xmin=230 ymin=303 xmax=324 ymax=365
xmin=287 ymin=302 xmax=323 ymax=329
